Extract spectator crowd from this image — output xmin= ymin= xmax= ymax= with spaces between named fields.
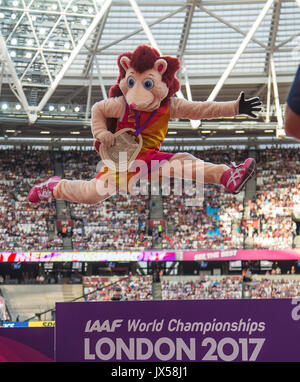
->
xmin=160 ymin=148 xmax=247 ymax=249
xmin=62 ymin=150 xmax=152 ymax=250
xmin=250 ymin=277 xmax=300 ymax=298
xmin=161 ymin=275 xmax=300 ymax=300
xmin=161 ymin=276 xmax=243 ymax=300
xmin=82 ymin=275 xmax=153 ymax=301
xmin=0 ymin=146 xmax=299 ymax=251
xmin=244 ymin=148 xmax=300 ymax=249
xmin=0 ymin=148 xmax=63 ymax=251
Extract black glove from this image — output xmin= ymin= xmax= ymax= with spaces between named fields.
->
xmin=238 ymin=92 xmax=262 ymax=118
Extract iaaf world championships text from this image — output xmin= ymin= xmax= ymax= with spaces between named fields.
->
xmin=84 ymin=317 xmax=265 ymax=336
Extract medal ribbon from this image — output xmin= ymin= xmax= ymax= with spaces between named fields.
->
xmin=133 ymin=108 xmax=158 ymax=136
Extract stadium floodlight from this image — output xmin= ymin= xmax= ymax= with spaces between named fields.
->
xmin=10 ymin=51 xmax=16 ymax=57
xmin=60 ymin=106 xmax=66 ymax=112
xmin=15 ymin=104 xmax=21 ymax=110
xmin=2 ymin=103 xmax=8 ymax=110
xmin=11 ymin=38 xmax=17 ymax=45
xmin=49 ymin=105 xmax=55 ymax=111
xmin=191 ymin=120 xmax=201 ymax=129
xmin=74 ymin=106 xmax=80 ymax=112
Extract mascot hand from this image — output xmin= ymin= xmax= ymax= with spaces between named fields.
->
xmin=96 ymin=130 xmax=115 ymax=148
xmin=238 ymin=92 xmax=262 ymax=118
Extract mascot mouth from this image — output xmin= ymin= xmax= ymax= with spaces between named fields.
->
xmin=128 ymin=99 xmax=159 ymax=112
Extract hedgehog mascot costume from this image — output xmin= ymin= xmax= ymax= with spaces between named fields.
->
xmin=29 ymin=44 xmax=261 ymax=205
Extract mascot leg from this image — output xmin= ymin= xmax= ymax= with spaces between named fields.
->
xmin=28 ymin=176 xmax=115 ymax=204
xmin=53 ymin=177 xmax=113 ymax=204
xmin=160 ymin=152 xmax=227 ymax=184
xmin=164 ymin=152 xmax=256 ymax=194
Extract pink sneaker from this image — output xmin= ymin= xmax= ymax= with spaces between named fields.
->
xmin=220 ymin=158 xmax=256 ymax=194
xmin=28 ymin=176 xmax=61 ymax=203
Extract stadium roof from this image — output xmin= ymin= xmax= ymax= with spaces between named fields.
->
xmin=0 ymin=0 xmax=300 ymax=144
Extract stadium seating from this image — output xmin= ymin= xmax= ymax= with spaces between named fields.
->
xmin=250 ymin=275 xmax=300 ymax=298
xmin=62 ymin=150 xmax=153 ymax=250
xmin=0 ymin=284 xmax=83 ymax=321
xmin=1 ymin=274 xmax=300 ymax=326
xmin=161 ymin=275 xmax=243 ymax=300
xmin=82 ymin=275 xmax=153 ymax=301
xmin=0 ymin=147 xmax=299 ymax=251
xmin=160 ymin=148 xmax=247 ymax=249
xmin=247 ymin=148 xmax=299 ymax=249
xmin=161 ymin=147 xmax=300 ymax=250
xmin=161 ymin=275 xmax=300 ymax=300
xmin=0 ymin=148 xmax=63 ymax=251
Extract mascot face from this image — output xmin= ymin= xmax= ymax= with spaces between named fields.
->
xmin=119 ymin=56 xmax=169 ymax=112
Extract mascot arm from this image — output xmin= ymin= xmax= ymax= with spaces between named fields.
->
xmin=170 ymin=94 xmax=241 ymax=120
xmin=91 ymin=96 xmax=125 ymax=140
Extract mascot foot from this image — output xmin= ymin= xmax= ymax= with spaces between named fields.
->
xmin=28 ymin=176 xmax=61 ymax=203
xmin=220 ymin=158 xmax=256 ymax=194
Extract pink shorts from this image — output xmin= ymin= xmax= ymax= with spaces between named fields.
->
xmin=96 ymin=148 xmax=175 ymax=189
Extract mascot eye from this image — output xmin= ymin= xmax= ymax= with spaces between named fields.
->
xmin=127 ymin=76 xmax=135 ymax=88
xmin=143 ymin=78 xmax=154 ymax=90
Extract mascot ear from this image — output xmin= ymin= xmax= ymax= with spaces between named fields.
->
xmin=120 ymin=56 xmax=131 ymax=71
xmin=154 ymin=59 xmax=168 ymax=75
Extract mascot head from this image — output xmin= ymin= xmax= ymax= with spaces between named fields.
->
xmin=109 ymin=44 xmax=181 ymax=112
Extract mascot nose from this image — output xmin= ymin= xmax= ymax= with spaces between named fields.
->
xmin=129 ymin=103 xmax=136 ymax=109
